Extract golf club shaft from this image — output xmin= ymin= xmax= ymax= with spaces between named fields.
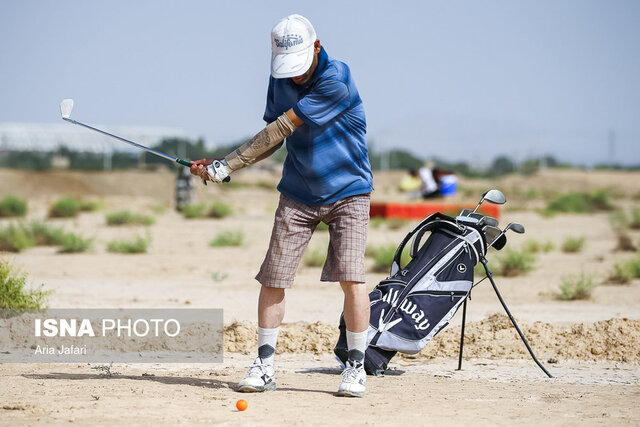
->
xmin=63 ymin=117 xmax=191 ymax=167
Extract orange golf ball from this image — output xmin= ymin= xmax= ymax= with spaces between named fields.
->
xmin=236 ymin=399 xmax=248 ymax=411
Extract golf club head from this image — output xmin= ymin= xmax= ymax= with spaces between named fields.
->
xmin=483 ymin=189 xmax=506 ymax=205
xmin=459 ymin=208 xmax=473 ymax=217
xmin=492 ymin=234 xmax=507 ymax=250
xmin=60 ymin=99 xmax=74 ymax=119
xmin=483 ymin=225 xmax=502 ymax=246
xmin=478 ymin=216 xmax=499 ymax=227
xmin=506 ymin=222 xmax=525 ymax=234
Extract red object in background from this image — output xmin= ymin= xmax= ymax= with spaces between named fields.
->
xmin=370 ymin=203 xmax=500 ymax=220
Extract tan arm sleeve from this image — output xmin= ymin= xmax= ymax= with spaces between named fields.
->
xmin=224 ymin=113 xmax=296 ymax=170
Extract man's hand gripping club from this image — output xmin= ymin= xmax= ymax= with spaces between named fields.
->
xmin=190 ymin=159 xmax=232 ymax=185
xmin=190 ymin=111 xmax=298 ymax=185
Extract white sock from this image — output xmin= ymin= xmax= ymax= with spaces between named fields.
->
xmin=346 ymin=329 xmax=368 ymax=363
xmin=257 ymin=326 xmax=279 ymax=366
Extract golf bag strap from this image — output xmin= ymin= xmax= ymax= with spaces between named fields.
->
xmin=390 ymin=214 xmax=463 ymax=275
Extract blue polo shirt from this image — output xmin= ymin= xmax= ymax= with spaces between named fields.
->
xmin=264 ymin=47 xmax=373 ymax=206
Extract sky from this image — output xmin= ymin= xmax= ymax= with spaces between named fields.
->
xmin=1 ymin=0 xmax=639 ymax=166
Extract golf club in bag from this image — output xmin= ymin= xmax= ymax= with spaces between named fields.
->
xmin=59 ymin=99 xmax=229 ymax=182
xmin=334 ymin=190 xmax=552 ymax=378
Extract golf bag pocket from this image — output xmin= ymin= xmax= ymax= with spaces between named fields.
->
xmin=374 ymin=287 xmax=470 ymax=353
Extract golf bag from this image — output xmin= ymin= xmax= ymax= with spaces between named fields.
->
xmin=335 ymin=212 xmax=487 ymax=375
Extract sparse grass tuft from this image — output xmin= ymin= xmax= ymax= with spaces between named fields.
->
xmin=609 ymin=210 xmax=629 ymax=231
xmin=78 ymin=200 xmax=102 ymax=212
xmin=607 ymin=257 xmax=640 ymax=284
xmin=0 ymin=224 xmax=36 ymax=252
xmin=211 ymin=271 xmax=228 ymax=282
xmin=210 ymin=230 xmax=244 ymax=247
xmin=106 ymin=211 xmax=155 ymax=226
xmin=58 ymin=232 xmax=92 ymax=253
xmin=368 ymin=244 xmax=412 ymax=273
xmin=556 ymin=272 xmax=597 ymax=300
xmin=208 ymin=202 xmax=233 ymax=219
xmin=303 ymin=246 xmax=327 ymax=267
xmin=49 ymin=198 xmax=80 ymax=218
xmin=107 ymin=235 xmax=150 ymax=254
xmin=28 ymin=221 xmax=66 ymax=246
xmin=546 ymin=190 xmax=614 ymax=214
xmin=562 ymin=236 xmax=586 ymax=253
xmin=0 ymin=196 xmax=27 ymax=218
xmin=370 ymin=218 xmax=386 ymax=229
xmin=180 ymin=203 xmax=207 ymax=219
xmin=493 ymin=248 xmax=536 ymax=277
xmin=0 ymin=259 xmax=51 ymax=309
xmin=522 ymin=239 xmax=555 ymax=254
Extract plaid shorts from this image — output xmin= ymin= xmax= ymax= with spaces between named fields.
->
xmin=255 ymin=193 xmax=370 ymax=288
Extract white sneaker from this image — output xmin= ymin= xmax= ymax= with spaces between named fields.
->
xmin=237 ymin=357 xmax=276 ymax=392
xmin=337 ymin=360 xmax=366 ymax=397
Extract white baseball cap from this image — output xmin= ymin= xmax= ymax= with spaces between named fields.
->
xmin=270 ymin=14 xmax=317 ymax=79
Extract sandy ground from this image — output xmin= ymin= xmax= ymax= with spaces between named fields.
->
xmin=1 ymin=167 xmax=639 ymax=425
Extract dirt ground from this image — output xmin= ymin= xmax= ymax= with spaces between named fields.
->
xmin=1 ymin=167 xmax=639 ymax=425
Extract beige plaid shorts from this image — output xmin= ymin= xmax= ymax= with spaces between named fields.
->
xmin=255 ymin=193 xmax=370 ymax=288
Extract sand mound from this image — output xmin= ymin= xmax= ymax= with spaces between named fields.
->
xmin=224 ymin=315 xmax=640 ymax=363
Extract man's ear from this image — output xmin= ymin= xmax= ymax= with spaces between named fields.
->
xmin=314 ymin=39 xmax=321 ymax=54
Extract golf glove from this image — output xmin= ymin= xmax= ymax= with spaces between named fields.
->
xmin=202 ymin=159 xmax=231 ymax=184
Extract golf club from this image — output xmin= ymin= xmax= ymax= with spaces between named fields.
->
xmin=59 ymin=99 xmax=230 ymax=182
xmin=471 ymin=189 xmax=506 ymax=214
xmin=488 ymin=222 xmax=525 ymax=249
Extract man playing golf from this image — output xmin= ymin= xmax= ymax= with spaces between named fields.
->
xmin=191 ymin=14 xmax=373 ymax=397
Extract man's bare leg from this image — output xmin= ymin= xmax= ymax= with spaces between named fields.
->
xmin=258 ymin=286 xmax=286 ymax=328
xmin=340 ymin=281 xmax=369 ymax=332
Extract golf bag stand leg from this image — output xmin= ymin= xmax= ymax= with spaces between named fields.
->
xmin=457 ymin=299 xmax=468 ymax=371
xmin=480 ymin=258 xmax=553 ymax=378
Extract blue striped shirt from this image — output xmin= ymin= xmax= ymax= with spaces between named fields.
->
xmin=264 ymin=47 xmax=373 ymax=206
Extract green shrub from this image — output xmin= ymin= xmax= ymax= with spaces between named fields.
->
xmin=180 ymin=203 xmax=207 ymax=219
xmin=208 ymin=202 xmax=233 ymax=219
xmin=556 ymin=272 xmax=597 ymax=300
xmin=106 ymin=211 xmax=155 ymax=226
xmin=107 ymin=235 xmax=150 ymax=254
xmin=562 ymin=236 xmax=586 ymax=253
xmin=28 ymin=221 xmax=66 ymax=246
xmin=369 ymin=244 xmax=411 ymax=273
xmin=494 ymin=248 xmax=536 ymax=277
xmin=607 ymin=258 xmax=640 ymax=284
xmin=0 ymin=259 xmax=51 ymax=309
xmin=49 ymin=198 xmax=80 ymax=218
xmin=546 ymin=191 xmax=614 ymax=214
xmin=210 ymin=230 xmax=244 ymax=247
xmin=78 ymin=200 xmax=102 ymax=212
xmin=58 ymin=232 xmax=92 ymax=253
xmin=303 ymin=246 xmax=327 ymax=267
xmin=0 ymin=196 xmax=27 ymax=218
xmin=523 ymin=239 xmax=555 ymax=253
xmin=0 ymin=224 xmax=36 ymax=252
